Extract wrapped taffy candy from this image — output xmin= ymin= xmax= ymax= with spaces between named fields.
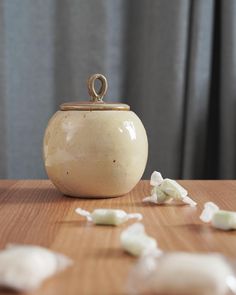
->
xmin=126 ymin=251 xmax=236 ymax=295
xmin=0 ymin=244 xmax=72 ymax=292
xmin=120 ymin=223 xmax=159 ymax=256
xmin=200 ymin=202 xmax=236 ymax=230
xmin=75 ymin=208 xmax=142 ymax=226
xmin=143 ymin=171 xmax=197 ymax=206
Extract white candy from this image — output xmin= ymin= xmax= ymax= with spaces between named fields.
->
xmin=143 ymin=171 xmax=197 ymax=207
xmin=160 ymin=178 xmax=187 ymax=200
xmin=120 ymin=223 xmax=159 ymax=256
xmin=200 ymin=202 xmax=236 ymax=230
xmin=127 ymin=252 xmax=236 ymax=295
xmin=75 ymin=208 xmax=142 ymax=226
xmin=213 ymin=211 xmax=236 ymax=230
xmin=200 ymin=202 xmax=219 ymax=222
xmin=0 ymin=244 xmax=72 ymax=292
xmin=150 ymin=171 xmax=163 ymax=186
xmin=143 ymin=186 xmax=171 ymax=204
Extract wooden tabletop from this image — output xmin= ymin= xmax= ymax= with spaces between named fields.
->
xmin=0 ymin=180 xmax=236 ymax=295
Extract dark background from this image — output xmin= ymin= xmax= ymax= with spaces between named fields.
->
xmin=0 ymin=0 xmax=235 ymax=179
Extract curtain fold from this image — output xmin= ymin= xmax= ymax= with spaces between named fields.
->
xmin=181 ymin=0 xmax=214 ymax=179
xmin=125 ymin=0 xmax=190 ymax=178
xmin=219 ymin=0 xmax=236 ymax=178
xmin=0 ymin=0 xmax=7 ymax=177
xmin=0 ymin=0 xmax=235 ymax=179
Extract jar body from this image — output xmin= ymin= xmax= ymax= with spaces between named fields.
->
xmin=43 ymin=110 xmax=148 ymax=197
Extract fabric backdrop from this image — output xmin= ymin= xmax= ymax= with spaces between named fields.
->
xmin=0 ymin=0 xmax=235 ymax=179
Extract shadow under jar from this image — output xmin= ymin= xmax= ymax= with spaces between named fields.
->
xmin=43 ymin=74 xmax=148 ymax=198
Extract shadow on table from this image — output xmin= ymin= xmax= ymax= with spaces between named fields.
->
xmin=89 ymin=247 xmax=130 ymax=259
xmin=168 ymin=223 xmax=208 ymax=233
xmin=0 ymin=288 xmax=18 ymax=294
xmin=55 ymin=220 xmax=91 ymax=227
xmin=0 ymin=187 xmax=73 ymax=204
xmin=135 ymin=201 xmax=186 ymax=207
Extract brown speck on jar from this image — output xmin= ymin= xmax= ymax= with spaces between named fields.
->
xmin=66 ymin=171 xmax=69 ymax=175
xmin=113 ymin=160 xmax=116 ymax=163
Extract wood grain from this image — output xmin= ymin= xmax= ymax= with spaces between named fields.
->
xmin=0 ymin=180 xmax=236 ymax=295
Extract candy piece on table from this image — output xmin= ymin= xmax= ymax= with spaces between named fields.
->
xmin=212 ymin=211 xmax=236 ymax=230
xmin=143 ymin=186 xmax=172 ymax=204
xmin=120 ymin=223 xmax=159 ymax=256
xmin=150 ymin=171 xmax=163 ymax=186
xmin=160 ymin=178 xmax=196 ymax=206
xmin=143 ymin=171 xmax=197 ymax=207
xmin=200 ymin=202 xmax=236 ymax=230
xmin=182 ymin=195 xmax=197 ymax=207
xmin=0 ymin=244 xmax=72 ymax=292
xmin=160 ymin=178 xmax=187 ymax=200
xmin=75 ymin=208 xmax=143 ymax=226
xmin=127 ymin=251 xmax=236 ymax=295
xmin=200 ymin=202 xmax=220 ymax=222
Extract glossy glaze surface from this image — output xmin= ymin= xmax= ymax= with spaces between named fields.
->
xmin=43 ymin=110 xmax=148 ymax=197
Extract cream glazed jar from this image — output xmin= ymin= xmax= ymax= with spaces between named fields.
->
xmin=43 ymin=74 xmax=148 ymax=198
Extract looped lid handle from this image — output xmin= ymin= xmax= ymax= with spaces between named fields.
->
xmin=87 ymin=74 xmax=108 ymax=102
xmin=60 ymin=73 xmax=130 ymax=111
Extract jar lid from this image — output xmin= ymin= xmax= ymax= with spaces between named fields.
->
xmin=60 ymin=74 xmax=130 ymax=111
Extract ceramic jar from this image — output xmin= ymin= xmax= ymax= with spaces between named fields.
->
xmin=43 ymin=74 xmax=148 ymax=197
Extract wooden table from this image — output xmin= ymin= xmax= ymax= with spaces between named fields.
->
xmin=0 ymin=180 xmax=236 ymax=295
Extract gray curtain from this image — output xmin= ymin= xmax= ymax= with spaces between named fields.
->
xmin=0 ymin=0 xmax=235 ymax=179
